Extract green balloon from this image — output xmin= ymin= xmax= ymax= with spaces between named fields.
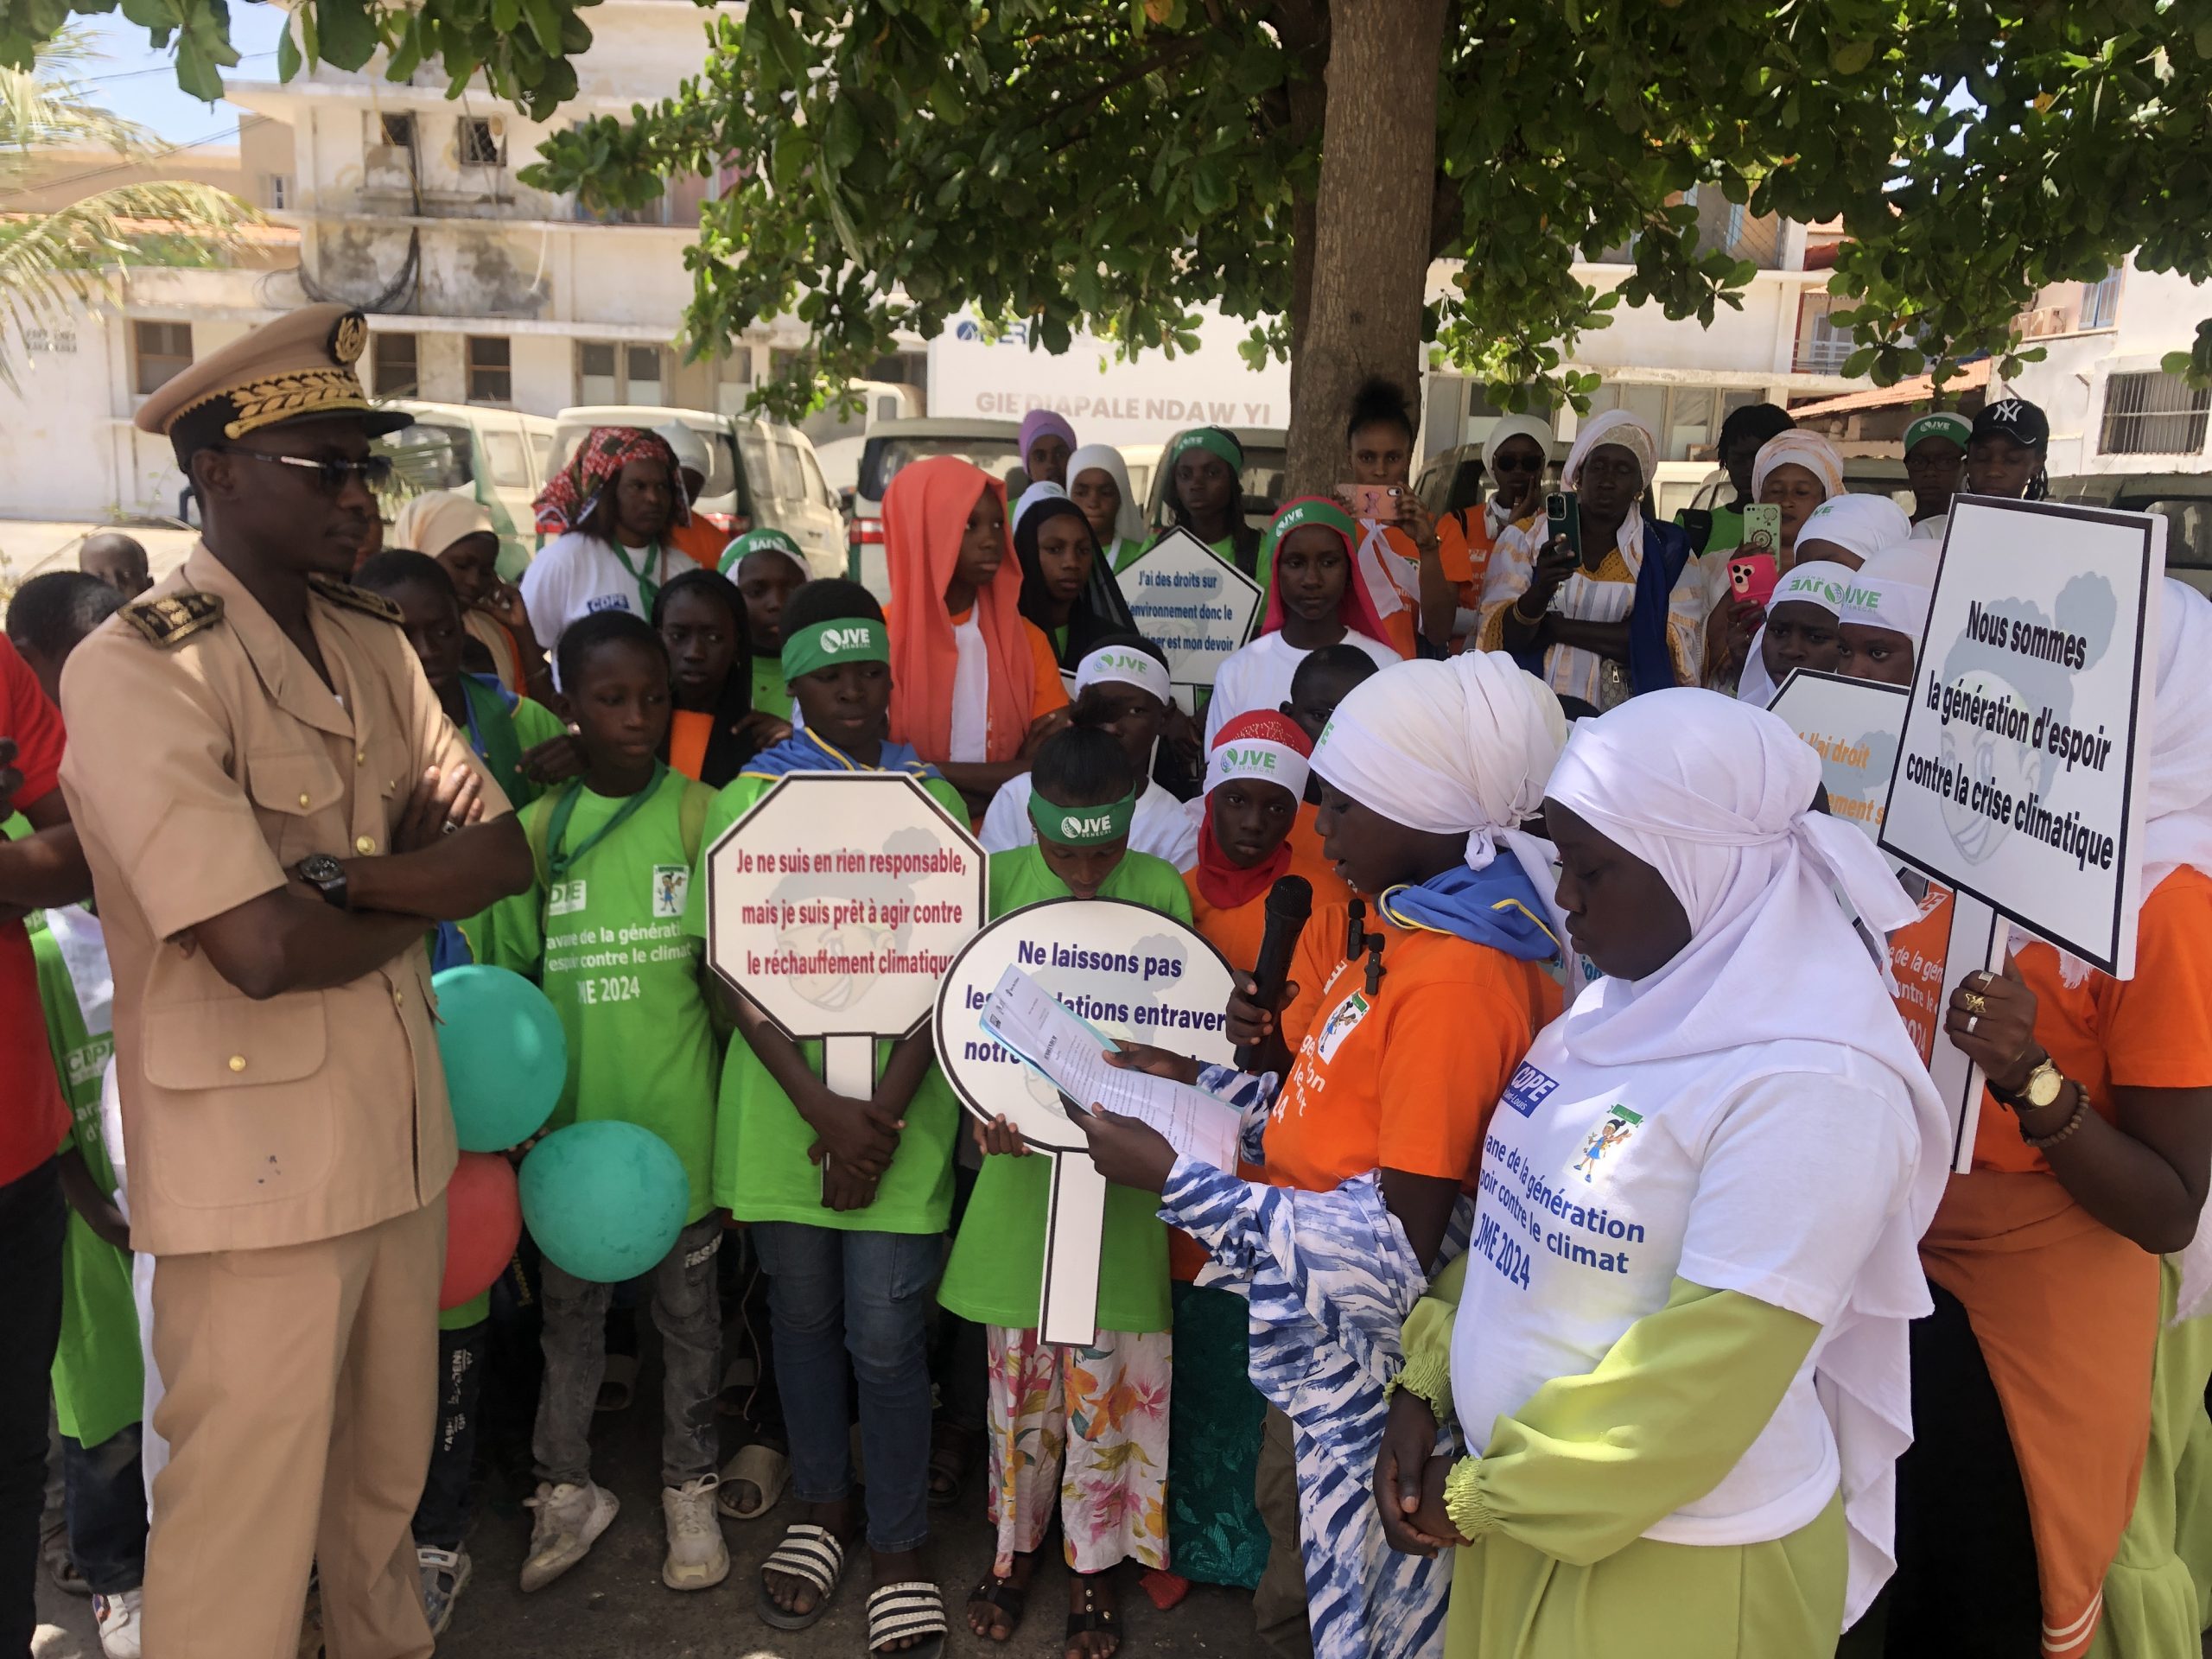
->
xmin=432 ymin=965 xmax=567 ymax=1154
xmin=519 ymin=1122 xmax=688 ymax=1283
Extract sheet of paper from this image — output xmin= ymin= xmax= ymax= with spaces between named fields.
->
xmin=980 ymin=964 xmax=1241 ymax=1172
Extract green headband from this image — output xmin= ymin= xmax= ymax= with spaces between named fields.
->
xmin=719 ymin=528 xmax=806 ymax=576
xmin=1028 ymin=788 xmax=1135 ymax=848
xmin=781 ymin=617 xmax=889 ymax=680
xmin=1262 ymin=497 xmax=1357 ymax=566
xmin=1903 ymin=412 xmax=1971 ymax=454
xmin=1170 ymin=428 xmax=1243 ymax=473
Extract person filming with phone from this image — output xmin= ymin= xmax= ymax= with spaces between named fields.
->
xmin=1476 ymin=411 xmax=1702 ymax=709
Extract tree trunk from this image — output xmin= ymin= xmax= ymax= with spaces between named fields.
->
xmin=1283 ymin=0 xmax=1449 ymax=498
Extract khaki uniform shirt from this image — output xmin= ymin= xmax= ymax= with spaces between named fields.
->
xmin=58 ymin=544 xmax=512 ymax=1255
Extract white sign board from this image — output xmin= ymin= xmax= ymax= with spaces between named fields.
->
xmin=705 ymin=772 xmax=986 ymax=1101
xmin=1875 ymin=495 xmax=2165 ymax=1165
xmin=934 ymin=899 xmax=1237 ymax=1347
xmin=1116 ymin=527 xmax=1263 ymax=698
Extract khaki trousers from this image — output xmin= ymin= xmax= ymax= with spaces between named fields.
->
xmin=1254 ymin=1403 xmax=1315 ymax=1658
xmin=143 ymin=1199 xmax=443 ymax=1659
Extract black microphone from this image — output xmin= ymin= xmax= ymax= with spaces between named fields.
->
xmin=1236 ymin=875 xmax=1313 ymax=1072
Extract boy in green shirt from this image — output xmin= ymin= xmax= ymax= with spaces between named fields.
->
xmin=691 ymin=578 xmax=957 ymax=1653
xmin=939 ymin=725 xmax=1190 ymax=1651
xmin=472 ymin=612 xmax=728 ymax=1598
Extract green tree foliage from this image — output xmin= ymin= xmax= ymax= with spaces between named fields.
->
xmin=0 ymin=27 xmax=259 ymax=385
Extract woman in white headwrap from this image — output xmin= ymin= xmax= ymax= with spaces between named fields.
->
xmin=1418 ymin=415 xmax=1555 ymax=652
xmin=1376 ymin=687 xmax=1945 ymax=1659
xmin=1834 ymin=549 xmax=1933 ymax=688
xmin=391 ymin=488 xmax=549 ymax=696
xmin=1070 ymin=652 xmax=1572 ymax=1659
xmin=1067 ymin=443 xmax=1151 ymax=574
xmin=1885 ymin=580 xmax=2212 ymax=1659
xmin=1793 ymin=493 xmax=1916 ymax=571
xmin=1477 ymin=410 xmax=1704 ymax=709
xmin=1732 ymin=558 xmax=1859 ymax=708
xmin=1705 ymin=430 xmax=1850 ymax=690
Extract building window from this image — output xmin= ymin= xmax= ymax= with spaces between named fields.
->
xmin=458 ymin=117 xmax=504 ymax=168
xmin=575 ymin=340 xmax=664 ymax=405
xmin=2079 ymin=269 xmax=2123 ymax=332
xmin=466 ymin=336 xmax=512 ymax=404
xmin=379 ymin=111 xmax=416 ymax=149
xmin=131 ymin=320 xmax=192 ymax=397
xmin=262 ymin=174 xmax=291 ymax=209
xmin=2100 ymin=372 xmax=2211 ymax=456
xmin=372 ymin=332 xmax=418 ymax=399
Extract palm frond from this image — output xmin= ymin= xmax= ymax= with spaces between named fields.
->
xmin=0 ymin=27 xmax=160 ymax=162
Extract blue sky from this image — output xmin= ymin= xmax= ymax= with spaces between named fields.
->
xmin=74 ymin=3 xmax=290 ymax=145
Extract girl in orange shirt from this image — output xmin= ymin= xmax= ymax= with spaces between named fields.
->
xmin=1181 ymin=711 xmax=1349 ymax=975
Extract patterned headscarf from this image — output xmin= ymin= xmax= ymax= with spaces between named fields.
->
xmin=533 ymin=426 xmax=690 ymax=536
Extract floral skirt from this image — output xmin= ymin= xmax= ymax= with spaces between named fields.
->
xmin=982 ymin=1324 xmax=1171 ymax=1575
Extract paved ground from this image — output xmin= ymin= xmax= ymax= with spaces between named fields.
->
xmin=33 ymin=1354 xmax=1258 ymax=1659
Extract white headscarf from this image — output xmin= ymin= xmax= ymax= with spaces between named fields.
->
xmin=1796 ymin=493 xmax=1914 ymax=566
xmin=2141 ymin=578 xmax=2212 ymax=894
xmin=1544 ymin=688 xmax=1948 ymax=1623
xmin=1483 ymin=414 xmax=1556 ymax=480
xmin=653 ymin=420 xmax=712 ymax=481
xmin=1013 ymin=479 xmax=1071 ymax=537
xmin=1311 ymin=652 xmax=1567 ymax=905
xmin=391 ymin=490 xmax=494 ymax=560
xmin=1838 ymin=549 xmax=1933 ymax=643
xmin=1065 ymin=443 xmax=1147 ymax=549
xmin=1766 ymin=558 xmax=1859 ymax=620
xmin=1561 ymin=410 xmax=1657 ymax=491
xmin=1751 ymin=430 xmax=1845 ymax=503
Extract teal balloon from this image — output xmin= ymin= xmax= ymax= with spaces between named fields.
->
xmin=519 ymin=1122 xmax=689 ymax=1283
xmin=432 ymin=965 xmax=566 ymax=1154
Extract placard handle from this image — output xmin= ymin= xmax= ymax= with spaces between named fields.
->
xmin=1928 ymin=895 xmax=2007 ymax=1174
xmin=1039 ymin=1151 xmax=1108 ymax=1350
xmin=820 ymin=1034 xmax=880 ymax=1201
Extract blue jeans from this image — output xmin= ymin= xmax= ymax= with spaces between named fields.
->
xmin=61 ymin=1425 xmax=147 ymax=1596
xmin=752 ymin=1224 xmax=938 ymax=1554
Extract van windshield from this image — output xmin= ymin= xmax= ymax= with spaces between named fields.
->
xmin=858 ymin=435 xmax=1022 ymax=503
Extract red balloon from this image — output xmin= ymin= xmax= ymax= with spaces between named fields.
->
xmin=441 ymin=1152 xmax=522 ymax=1312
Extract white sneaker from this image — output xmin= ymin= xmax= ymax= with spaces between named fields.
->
xmin=93 ymin=1587 xmax=143 ymax=1659
xmin=660 ymin=1476 xmax=729 ymax=1591
xmin=520 ymin=1479 xmax=620 ymax=1592
xmin=416 ymin=1544 xmax=473 ymax=1636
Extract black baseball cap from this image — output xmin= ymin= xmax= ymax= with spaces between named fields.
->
xmin=1971 ymin=397 xmax=2050 ymax=450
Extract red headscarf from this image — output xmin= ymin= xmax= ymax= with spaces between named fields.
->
xmin=885 ymin=455 xmax=1033 ymax=764
xmin=1258 ymin=495 xmax=1397 ymax=645
xmin=1195 ymin=710 xmax=1313 ymax=910
xmin=533 ymin=426 xmax=690 ymax=536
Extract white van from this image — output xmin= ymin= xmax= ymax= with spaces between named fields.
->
xmin=802 ymin=380 xmax=925 ymax=502
xmin=377 ymin=400 xmax=559 ymax=579
xmin=551 ymin=405 xmax=847 ymax=579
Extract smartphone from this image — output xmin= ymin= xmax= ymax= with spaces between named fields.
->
xmin=1545 ymin=491 xmax=1580 ymax=557
xmin=1740 ymin=502 xmax=1783 ymax=555
xmin=1680 ymin=507 xmax=1714 ymax=556
xmin=1727 ymin=552 xmax=1779 ymax=607
xmin=1342 ymin=483 xmax=1402 ymax=521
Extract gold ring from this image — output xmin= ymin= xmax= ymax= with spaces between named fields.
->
xmin=1961 ymin=991 xmax=1989 ymax=1015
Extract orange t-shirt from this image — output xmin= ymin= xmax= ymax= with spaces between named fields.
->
xmin=669 ymin=514 xmax=728 ymax=572
xmin=1263 ymin=900 xmax=1562 ymax=1194
xmin=1970 ymin=868 xmax=2212 ymax=1174
xmin=1180 ymin=804 xmax=1352 ymax=976
xmin=667 ymin=708 xmax=714 ymax=782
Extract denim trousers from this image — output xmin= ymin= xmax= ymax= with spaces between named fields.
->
xmin=532 ymin=1216 xmax=721 ymax=1489
xmin=61 ymin=1423 xmax=147 ymax=1596
xmin=752 ymin=1224 xmax=938 ymax=1554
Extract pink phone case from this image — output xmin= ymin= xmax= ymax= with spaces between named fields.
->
xmin=1728 ymin=554 xmax=1778 ymax=607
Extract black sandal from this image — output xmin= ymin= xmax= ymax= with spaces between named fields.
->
xmin=966 ymin=1572 xmax=1028 ymax=1643
xmin=1066 ymin=1573 xmax=1121 ymax=1657
xmin=928 ymin=1420 xmax=978 ymax=1510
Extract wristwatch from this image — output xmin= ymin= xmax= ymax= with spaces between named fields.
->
xmin=1995 ymin=1055 xmax=2065 ymax=1111
xmin=297 ymin=853 xmax=349 ymax=910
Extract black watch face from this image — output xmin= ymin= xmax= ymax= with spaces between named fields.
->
xmin=302 ymin=854 xmax=342 ymax=884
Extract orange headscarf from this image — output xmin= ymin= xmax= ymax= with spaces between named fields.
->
xmin=885 ymin=455 xmax=1033 ymax=764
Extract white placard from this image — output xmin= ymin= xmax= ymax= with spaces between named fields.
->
xmin=705 ymin=772 xmax=987 ymax=1101
xmin=1878 ymin=496 xmax=2164 ymax=977
xmin=1116 ymin=527 xmax=1264 ymax=697
xmin=934 ymin=899 xmax=1237 ymax=1346
xmin=1875 ymin=496 xmax=2164 ymax=1167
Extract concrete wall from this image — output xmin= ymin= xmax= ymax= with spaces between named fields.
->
xmin=2005 ymin=262 xmax=2212 ymax=476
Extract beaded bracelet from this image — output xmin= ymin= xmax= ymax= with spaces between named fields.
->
xmin=2021 ymin=1087 xmax=2091 ymax=1150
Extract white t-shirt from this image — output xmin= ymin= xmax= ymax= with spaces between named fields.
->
xmin=978 ymin=774 xmax=1199 ymax=870
xmin=949 ymin=611 xmax=991 ymax=764
xmin=1909 ymin=514 xmax=1946 ymax=543
xmin=1451 ymin=1022 xmax=1918 ymax=1548
xmin=519 ymin=531 xmax=685 ymax=680
xmin=1203 ymin=629 xmax=1399 ymax=747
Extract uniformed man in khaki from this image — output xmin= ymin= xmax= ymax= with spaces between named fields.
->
xmin=57 ymin=304 xmax=534 ymax=1659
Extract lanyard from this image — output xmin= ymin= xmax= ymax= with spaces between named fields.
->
xmin=544 ymin=766 xmax=666 ymax=882
xmin=609 ymin=539 xmax=664 ymax=616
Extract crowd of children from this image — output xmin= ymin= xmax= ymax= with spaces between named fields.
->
xmin=14 ymin=301 xmax=2212 ymax=1659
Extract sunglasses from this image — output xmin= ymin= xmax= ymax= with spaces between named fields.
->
xmin=216 ymin=448 xmax=396 ymax=493
xmin=1491 ymin=452 xmax=1544 ymax=473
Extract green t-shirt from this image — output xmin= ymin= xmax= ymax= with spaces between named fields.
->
xmin=684 ymin=766 xmax=969 ymax=1233
xmin=938 ymin=846 xmax=1192 ymax=1334
xmin=1108 ymin=536 xmax=1147 ymax=575
xmin=31 ymin=917 xmax=141 ymax=1448
xmin=751 ymin=656 xmax=795 ymax=722
xmin=476 ymin=769 xmax=721 ymax=1224
xmin=459 ymin=677 xmax=568 ymax=811
xmin=1680 ymin=503 xmax=1745 ymax=559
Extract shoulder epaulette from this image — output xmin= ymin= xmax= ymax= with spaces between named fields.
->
xmin=119 ymin=592 xmax=224 ymax=648
xmin=307 ymin=573 xmax=403 ymax=623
